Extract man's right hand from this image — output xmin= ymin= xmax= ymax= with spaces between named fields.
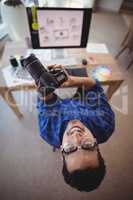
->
xmin=47 ymin=64 xmax=74 ymax=87
xmin=47 ymin=64 xmax=96 ymax=89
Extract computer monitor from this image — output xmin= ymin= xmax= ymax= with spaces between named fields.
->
xmin=27 ymin=7 xmax=92 ymax=49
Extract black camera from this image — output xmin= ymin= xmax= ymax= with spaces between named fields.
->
xmin=23 ymin=54 xmax=68 ymax=96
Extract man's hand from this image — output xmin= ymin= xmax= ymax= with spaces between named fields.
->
xmin=37 ymin=64 xmax=96 ymax=102
xmin=48 ymin=64 xmax=96 ymax=89
xmin=60 ymin=75 xmax=75 ymax=87
xmin=47 ymin=64 xmax=74 ymax=87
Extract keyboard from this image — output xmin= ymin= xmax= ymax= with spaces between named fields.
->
xmin=27 ymin=49 xmax=80 ymax=67
xmin=44 ymin=57 xmax=80 ymax=66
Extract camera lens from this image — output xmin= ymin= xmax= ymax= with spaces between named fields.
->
xmin=23 ymin=54 xmax=46 ymax=83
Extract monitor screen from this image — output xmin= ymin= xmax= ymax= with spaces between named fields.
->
xmin=27 ymin=7 xmax=92 ymax=49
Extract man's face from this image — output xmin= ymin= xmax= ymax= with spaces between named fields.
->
xmin=62 ymin=120 xmax=99 ymax=172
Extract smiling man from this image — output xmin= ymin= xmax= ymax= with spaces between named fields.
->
xmin=37 ymin=66 xmax=115 ymax=192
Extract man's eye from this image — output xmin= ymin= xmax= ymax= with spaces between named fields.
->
xmin=64 ymin=145 xmax=76 ymax=153
xmin=70 ymin=128 xmax=82 ymax=135
xmin=74 ymin=129 xmax=81 ymax=132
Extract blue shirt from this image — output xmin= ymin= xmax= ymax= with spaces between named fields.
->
xmin=37 ymin=81 xmax=115 ymax=148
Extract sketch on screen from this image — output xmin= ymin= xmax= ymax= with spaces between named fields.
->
xmin=37 ymin=10 xmax=83 ymax=47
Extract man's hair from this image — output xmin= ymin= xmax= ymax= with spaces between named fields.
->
xmin=62 ymin=150 xmax=106 ymax=192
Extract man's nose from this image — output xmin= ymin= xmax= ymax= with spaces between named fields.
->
xmin=73 ymin=133 xmax=82 ymax=144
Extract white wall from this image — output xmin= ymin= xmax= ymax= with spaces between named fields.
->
xmin=38 ymin=0 xmax=95 ymax=8
xmin=97 ymin=0 xmax=123 ymax=12
xmin=0 ymin=23 xmax=7 ymax=39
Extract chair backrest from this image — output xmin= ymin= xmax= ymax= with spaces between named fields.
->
xmin=129 ymin=18 xmax=133 ymax=32
xmin=125 ymin=18 xmax=133 ymax=51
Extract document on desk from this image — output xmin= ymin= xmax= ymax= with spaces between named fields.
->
xmin=87 ymin=43 xmax=109 ymax=54
xmin=2 ymin=66 xmax=34 ymax=87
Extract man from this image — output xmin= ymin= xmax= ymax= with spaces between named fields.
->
xmin=37 ymin=65 xmax=115 ymax=192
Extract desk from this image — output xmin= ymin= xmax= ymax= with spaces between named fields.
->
xmin=0 ymin=42 xmax=124 ymax=119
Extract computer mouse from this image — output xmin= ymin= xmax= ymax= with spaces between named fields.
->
xmin=82 ymin=58 xmax=88 ymax=65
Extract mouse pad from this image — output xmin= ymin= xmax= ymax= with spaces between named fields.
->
xmin=65 ymin=67 xmax=88 ymax=77
xmin=91 ymin=65 xmax=112 ymax=81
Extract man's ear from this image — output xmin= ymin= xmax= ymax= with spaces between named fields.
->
xmin=61 ymin=155 xmax=64 ymax=162
xmin=60 ymin=151 xmax=64 ymax=161
xmin=61 ymin=153 xmax=67 ymax=165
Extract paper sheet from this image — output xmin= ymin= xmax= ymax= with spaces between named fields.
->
xmin=86 ymin=43 xmax=109 ymax=54
xmin=2 ymin=65 xmax=34 ymax=87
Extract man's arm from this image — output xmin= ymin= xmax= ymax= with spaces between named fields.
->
xmin=41 ymin=65 xmax=96 ymax=101
xmin=48 ymin=64 xmax=96 ymax=90
xmin=43 ymin=76 xmax=96 ymax=101
xmin=61 ymin=75 xmax=96 ymax=89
